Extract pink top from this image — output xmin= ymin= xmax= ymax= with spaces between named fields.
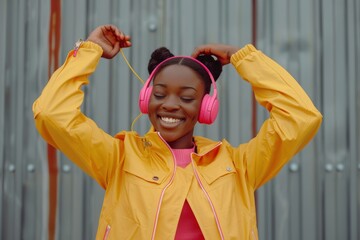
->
xmin=172 ymin=147 xmax=194 ymax=168
xmin=172 ymin=147 xmax=205 ymax=240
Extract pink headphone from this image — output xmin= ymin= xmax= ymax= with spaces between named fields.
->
xmin=138 ymin=56 xmax=219 ymax=124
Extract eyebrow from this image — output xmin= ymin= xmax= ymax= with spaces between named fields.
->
xmin=153 ymin=83 xmax=197 ymax=92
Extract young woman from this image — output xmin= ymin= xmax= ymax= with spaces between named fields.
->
xmin=33 ymin=25 xmax=322 ymax=239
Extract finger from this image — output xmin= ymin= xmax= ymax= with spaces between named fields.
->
xmin=104 ymin=24 xmax=116 ymax=33
xmin=120 ymin=40 xmax=132 ymax=48
xmin=104 ymin=24 xmax=124 ymax=40
xmin=191 ymin=45 xmax=212 ymax=58
xmin=191 ymin=46 xmax=203 ymax=57
xmin=118 ymin=34 xmax=130 ymax=42
xmin=117 ymin=31 xmax=125 ymax=40
xmin=117 ymin=33 xmax=131 ymax=45
xmin=111 ymin=27 xmax=124 ymax=40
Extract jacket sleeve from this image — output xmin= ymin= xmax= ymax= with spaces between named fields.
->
xmin=231 ymin=44 xmax=322 ymax=190
xmin=32 ymin=41 xmax=121 ymax=189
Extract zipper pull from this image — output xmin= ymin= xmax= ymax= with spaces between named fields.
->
xmin=103 ymin=225 xmax=111 ymax=240
xmin=73 ymin=39 xmax=83 ymax=57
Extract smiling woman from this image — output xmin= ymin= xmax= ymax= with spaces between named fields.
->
xmin=32 ymin=24 xmax=322 ymax=239
xmin=148 ymin=64 xmax=204 ymax=149
xmin=148 ymin=63 xmax=207 ymax=149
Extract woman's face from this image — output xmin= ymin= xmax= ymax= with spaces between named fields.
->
xmin=148 ymin=64 xmax=205 ymax=149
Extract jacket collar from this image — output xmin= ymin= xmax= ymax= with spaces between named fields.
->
xmin=144 ymin=126 xmax=222 ymax=156
xmin=193 ymin=136 xmax=222 ymax=156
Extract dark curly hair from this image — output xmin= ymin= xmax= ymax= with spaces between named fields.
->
xmin=147 ymin=47 xmax=222 ymax=94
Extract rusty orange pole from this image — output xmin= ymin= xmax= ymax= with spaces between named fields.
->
xmin=47 ymin=1 xmax=61 ymax=240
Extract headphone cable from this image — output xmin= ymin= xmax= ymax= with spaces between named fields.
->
xmin=119 ymin=48 xmax=145 ymax=131
xmin=119 ymin=48 xmax=145 ymax=84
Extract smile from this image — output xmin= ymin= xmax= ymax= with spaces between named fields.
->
xmin=160 ymin=117 xmax=182 ymax=123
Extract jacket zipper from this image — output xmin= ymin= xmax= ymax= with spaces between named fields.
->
xmin=251 ymin=229 xmax=257 ymax=240
xmin=151 ymin=133 xmax=177 ymax=240
xmin=191 ymin=142 xmax=225 ymax=240
xmin=103 ymin=225 xmax=111 ymax=240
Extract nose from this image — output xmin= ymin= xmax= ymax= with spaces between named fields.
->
xmin=162 ymin=95 xmax=180 ymax=111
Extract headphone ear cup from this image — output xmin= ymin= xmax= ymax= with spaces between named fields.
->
xmin=198 ymin=94 xmax=219 ymax=124
xmin=139 ymin=86 xmax=153 ymax=114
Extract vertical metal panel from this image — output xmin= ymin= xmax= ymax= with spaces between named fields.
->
xmin=3 ymin=0 xmax=25 ymax=239
xmin=355 ymin=0 xmax=360 ymax=238
xmin=333 ymin=1 xmax=349 ymax=238
xmin=348 ymin=0 xmax=360 ymax=239
xmin=322 ymin=1 xmax=337 ymax=238
xmin=322 ymin=0 xmax=350 ymax=240
xmin=354 ymin=1 xmax=360 ymax=239
xmin=0 ymin=0 xmax=6 ymax=238
xmin=298 ymin=0 xmax=320 ymax=239
xmin=313 ymin=1 xmax=325 ymax=240
xmin=22 ymin=0 xmax=50 ymax=239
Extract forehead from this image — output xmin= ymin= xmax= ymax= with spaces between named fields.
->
xmin=153 ymin=64 xmax=204 ymax=88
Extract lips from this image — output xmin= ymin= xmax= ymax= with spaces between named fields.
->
xmin=158 ymin=116 xmax=184 ymax=128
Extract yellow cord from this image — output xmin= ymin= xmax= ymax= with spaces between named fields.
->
xmin=119 ymin=48 xmax=145 ymax=84
xmin=130 ymin=112 xmax=143 ymax=132
xmin=119 ymin=48 xmax=145 ymax=130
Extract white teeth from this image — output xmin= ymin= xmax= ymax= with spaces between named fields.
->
xmin=161 ymin=117 xmax=181 ymax=123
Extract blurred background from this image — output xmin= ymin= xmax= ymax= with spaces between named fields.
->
xmin=0 ymin=0 xmax=359 ymax=239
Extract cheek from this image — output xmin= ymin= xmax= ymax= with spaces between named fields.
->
xmin=147 ymin=101 xmax=157 ymax=119
xmin=147 ymin=96 xmax=157 ymax=112
xmin=189 ymin=102 xmax=203 ymax=120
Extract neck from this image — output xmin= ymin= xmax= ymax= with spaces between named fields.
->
xmin=168 ymin=141 xmax=194 ymax=149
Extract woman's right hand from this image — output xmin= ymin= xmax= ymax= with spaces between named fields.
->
xmin=87 ymin=25 xmax=131 ymax=59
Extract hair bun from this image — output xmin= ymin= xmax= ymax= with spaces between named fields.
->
xmin=196 ymin=55 xmax=222 ymax=81
xmin=148 ymin=47 xmax=174 ymax=74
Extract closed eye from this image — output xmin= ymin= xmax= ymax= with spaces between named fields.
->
xmin=153 ymin=93 xmax=165 ymax=99
xmin=181 ymin=97 xmax=195 ymax=103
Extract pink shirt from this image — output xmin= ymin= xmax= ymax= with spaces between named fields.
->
xmin=172 ymin=148 xmax=205 ymax=240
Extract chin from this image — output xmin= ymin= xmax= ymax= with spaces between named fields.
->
xmin=157 ymin=131 xmax=178 ymax=142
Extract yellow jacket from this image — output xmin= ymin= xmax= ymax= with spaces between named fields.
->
xmin=33 ymin=42 xmax=322 ymax=239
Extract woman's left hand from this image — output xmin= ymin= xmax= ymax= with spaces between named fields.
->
xmin=191 ymin=44 xmax=239 ymax=66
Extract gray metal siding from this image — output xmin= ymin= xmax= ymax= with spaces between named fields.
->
xmin=0 ymin=0 xmax=359 ymax=239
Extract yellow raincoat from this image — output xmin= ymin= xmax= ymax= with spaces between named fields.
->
xmin=33 ymin=42 xmax=322 ymax=239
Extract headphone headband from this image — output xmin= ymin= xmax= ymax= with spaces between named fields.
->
xmin=141 ymin=56 xmax=217 ymax=100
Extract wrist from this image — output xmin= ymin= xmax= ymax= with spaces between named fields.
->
xmin=72 ymin=39 xmax=103 ymax=57
xmin=229 ymin=47 xmax=241 ymax=57
xmin=230 ymin=44 xmax=257 ymax=65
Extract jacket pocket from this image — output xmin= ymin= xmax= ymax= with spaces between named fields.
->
xmin=124 ymin=162 xmax=170 ymax=187
xmin=198 ymin=160 xmax=236 ymax=186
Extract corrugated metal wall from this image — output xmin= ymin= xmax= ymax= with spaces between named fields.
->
xmin=0 ymin=0 xmax=359 ymax=239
